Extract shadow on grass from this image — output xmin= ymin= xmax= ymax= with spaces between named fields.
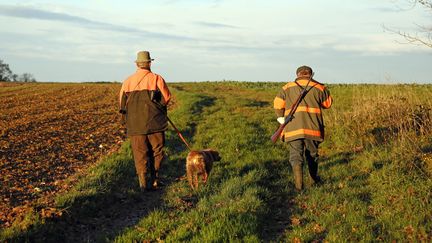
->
xmin=258 ymin=159 xmax=300 ymax=242
xmin=319 ymin=152 xmax=354 ymax=171
xmin=190 ymin=95 xmax=215 ymax=116
xmin=245 ymin=100 xmax=269 ymax=108
xmin=34 ymin=191 xmax=163 ymax=242
xmin=12 ymin=153 xmax=189 ymax=243
xmin=11 ymin=158 xmax=149 ymax=241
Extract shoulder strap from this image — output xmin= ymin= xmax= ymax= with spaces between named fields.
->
xmin=124 ymin=71 xmax=151 ymax=107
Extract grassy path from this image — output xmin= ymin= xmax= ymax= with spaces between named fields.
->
xmin=116 ymin=83 xmax=275 ymax=241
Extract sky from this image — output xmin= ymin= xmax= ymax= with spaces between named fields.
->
xmin=0 ymin=0 xmax=431 ymax=83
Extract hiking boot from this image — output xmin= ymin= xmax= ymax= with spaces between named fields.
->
xmin=308 ymin=161 xmax=322 ymax=185
xmin=293 ymin=164 xmax=303 ymax=191
xmin=153 ymin=179 xmax=165 ymax=188
xmin=311 ymin=175 xmax=323 ymax=186
xmin=151 ymin=171 xmax=166 ymax=189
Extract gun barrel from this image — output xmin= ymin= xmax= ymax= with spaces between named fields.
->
xmin=271 ymin=124 xmax=284 ymax=143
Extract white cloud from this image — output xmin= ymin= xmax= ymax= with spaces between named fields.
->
xmin=0 ymin=0 xmax=431 ymax=82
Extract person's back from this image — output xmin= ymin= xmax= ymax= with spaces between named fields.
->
xmin=274 ymin=70 xmax=332 ymax=142
xmin=119 ymin=51 xmax=171 ymax=191
xmin=120 ymin=69 xmax=170 ymax=135
xmin=273 ymin=65 xmax=332 ymax=191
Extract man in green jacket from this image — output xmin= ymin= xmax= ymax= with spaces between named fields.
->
xmin=273 ymin=65 xmax=332 ymax=190
xmin=119 ymin=51 xmax=171 ymax=191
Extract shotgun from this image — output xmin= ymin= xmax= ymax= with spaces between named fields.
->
xmin=271 ymin=73 xmax=314 ymax=143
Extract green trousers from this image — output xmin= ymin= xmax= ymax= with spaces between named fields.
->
xmin=288 ymin=139 xmax=321 ymax=180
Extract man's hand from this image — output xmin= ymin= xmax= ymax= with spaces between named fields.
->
xmin=277 ymin=117 xmax=285 ymax=124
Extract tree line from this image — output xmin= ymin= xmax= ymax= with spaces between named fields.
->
xmin=0 ymin=59 xmax=37 ymax=82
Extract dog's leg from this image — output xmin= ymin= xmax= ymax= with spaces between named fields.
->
xmin=203 ymin=171 xmax=208 ymax=184
xmin=187 ymin=164 xmax=195 ymax=189
xmin=194 ymin=173 xmax=199 ymax=189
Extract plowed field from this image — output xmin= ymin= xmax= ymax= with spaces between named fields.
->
xmin=0 ymin=82 xmax=126 ymax=227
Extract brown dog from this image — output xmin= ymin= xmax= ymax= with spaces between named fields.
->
xmin=186 ymin=149 xmax=221 ymax=190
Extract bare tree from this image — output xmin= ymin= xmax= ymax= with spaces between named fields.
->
xmin=386 ymin=0 xmax=432 ymax=48
xmin=18 ymin=73 xmax=37 ymax=82
xmin=11 ymin=74 xmax=18 ymax=82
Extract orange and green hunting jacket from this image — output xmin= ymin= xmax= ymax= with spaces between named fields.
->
xmin=119 ymin=69 xmax=171 ymax=136
xmin=273 ymin=78 xmax=332 ymax=142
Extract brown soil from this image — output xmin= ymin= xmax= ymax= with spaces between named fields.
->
xmin=0 ymin=82 xmax=126 ymax=227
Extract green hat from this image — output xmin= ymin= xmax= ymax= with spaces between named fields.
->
xmin=135 ymin=51 xmax=154 ymax=63
xmin=296 ymin=65 xmax=313 ymax=76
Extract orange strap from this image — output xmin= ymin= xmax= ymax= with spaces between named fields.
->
xmin=124 ymin=72 xmax=151 ymax=108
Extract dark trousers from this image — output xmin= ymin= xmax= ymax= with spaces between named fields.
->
xmin=130 ymin=132 xmax=165 ymax=186
xmin=288 ymin=139 xmax=320 ymax=179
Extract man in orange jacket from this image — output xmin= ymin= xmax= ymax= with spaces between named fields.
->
xmin=273 ymin=65 xmax=332 ymax=190
xmin=119 ymin=51 xmax=171 ymax=191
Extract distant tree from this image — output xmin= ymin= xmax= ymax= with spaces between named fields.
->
xmin=0 ymin=59 xmax=14 ymax=82
xmin=18 ymin=73 xmax=37 ymax=82
xmin=386 ymin=0 xmax=432 ymax=48
xmin=0 ymin=59 xmax=37 ymax=82
xmin=11 ymin=74 xmax=18 ymax=82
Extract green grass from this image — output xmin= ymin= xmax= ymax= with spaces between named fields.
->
xmin=2 ymin=82 xmax=431 ymax=242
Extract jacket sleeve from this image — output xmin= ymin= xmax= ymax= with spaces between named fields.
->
xmin=320 ymin=87 xmax=332 ymax=109
xmin=273 ymin=88 xmax=286 ymax=117
xmin=156 ymin=75 xmax=171 ymax=105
